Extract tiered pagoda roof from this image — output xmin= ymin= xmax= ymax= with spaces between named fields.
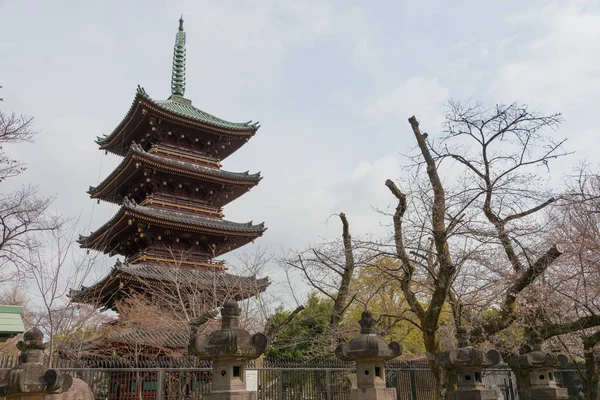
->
xmin=95 ymin=86 xmax=259 ymax=158
xmin=78 ymin=198 xmax=265 ymax=254
xmin=72 ymin=17 xmax=269 ymax=315
xmin=96 ymin=20 xmax=259 ymax=158
xmin=70 ymin=261 xmax=269 ymax=310
xmin=88 ymin=143 xmax=261 ymax=205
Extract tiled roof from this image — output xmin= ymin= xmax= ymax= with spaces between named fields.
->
xmin=0 ymin=305 xmax=24 ymax=337
xmin=88 ymin=143 xmax=261 ymax=196
xmin=124 ymin=198 xmax=265 ymax=232
xmin=146 ymin=91 xmax=260 ymax=132
xmin=69 ymin=261 xmax=270 ymax=307
xmin=79 ymin=198 xmax=266 ymax=245
xmin=63 ymin=320 xmax=224 ymax=360
xmin=140 ymin=144 xmax=261 ymax=182
xmin=115 ymin=262 xmax=269 ymax=287
xmin=109 ymin=326 xmax=190 ymax=349
xmin=96 ymin=87 xmax=258 ymax=145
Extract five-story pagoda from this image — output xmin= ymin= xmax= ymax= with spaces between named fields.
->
xmin=71 ymin=18 xmax=268 ymax=317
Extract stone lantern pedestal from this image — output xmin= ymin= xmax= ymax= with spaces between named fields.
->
xmin=436 ymin=327 xmax=501 ymax=400
xmin=190 ymin=300 xmax=269 ymax=400
xmin=507 ymin=332 xmax=568 ymax=400
xmin=0 ymin=328 xmax=93 ymax=400
xmin=335 ymin=310 xmax=402 ymax=400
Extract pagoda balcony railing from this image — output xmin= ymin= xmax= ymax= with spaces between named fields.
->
xmin=141 ymin=194 xmax=223 ymax=217
xmin=149 ymin=144 xmax=221 ymax=167
xmin=128 ymin=251 xmax=226 ymax=269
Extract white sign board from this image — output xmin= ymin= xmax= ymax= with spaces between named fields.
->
xmin=246 ymin=370 xmax=258 ymax=392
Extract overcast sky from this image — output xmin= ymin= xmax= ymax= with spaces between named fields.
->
xmin=1 ymin=0 xmax=599 ymax=307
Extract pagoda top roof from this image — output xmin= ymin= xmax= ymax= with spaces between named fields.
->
xmin=89 ymin=142 xmax=261 ymax=199
xmin=79 ymin=198 xmax=265 ymax=248
xmin=96 ymin=18 xmax=260 ymax=156
xmin=141 ymin=88 xmax=260 ymax=132
xmin=96 ymin=87 xmax=259 ymax=148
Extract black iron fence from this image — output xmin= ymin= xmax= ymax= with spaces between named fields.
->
xmin=0 ymin=356 xmax=586 ymax=400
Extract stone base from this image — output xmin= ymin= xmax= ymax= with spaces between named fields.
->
xmin=529 ymin=387 xmax=569 ymax=400
xmin=447 ymin=388 xmax=498 ymax=400
xmin=4 ymin=394 xmax=46 ymax=400
xmin=350 ymin=387 xmax=397 ymax=400
xmin=204 ymin=391 xmax=256 ymax=400
xmin=46 ymin=378 xmax=94 ymax=400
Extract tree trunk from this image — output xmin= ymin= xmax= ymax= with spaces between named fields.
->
xmin=509 ymin=368 xmax=531 ymax=400
xmin=585 ymin=348 xmax=599 ymax=400
xmin=422 ymin=325 xmax=457 ymax=399
xmin=585 ymin=333 xmax=600 ymax=400
xmin=329 ymin=213 xmax=355 ymax=327
xmin=47 ymin=324 xmax=54 ymax=368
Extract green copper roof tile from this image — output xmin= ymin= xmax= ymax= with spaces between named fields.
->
xmin=0 ymin=305 xmax=24 ymax=337
xmin=171 ymin=17 xmax=186 ymax=96
xmin=139 ymin=86 xmax=260 ymax=131
xmin=95 ymin=18 xmax=260 ymax=148
xmin=95 ymin=87 xmax=259 ymax=147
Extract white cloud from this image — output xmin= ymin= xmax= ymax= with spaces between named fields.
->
xmin=489 ymin=3 xmax=600 ymax=110
xmin=352 ymin=35 xmax=371 ymax=64
xmin=231 ymin=154 xmax=402 ymax=255
xmin=6 ymin=0 xmax=599 ymax=308
xmin=366 ymin=77 xmax=450 ymax=133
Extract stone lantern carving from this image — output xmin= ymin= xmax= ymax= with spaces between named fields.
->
xmin=190 ymin=299 xmax=269 ymax=400
xmin=0 ymin=327 xmax=92 ymax=400
xmin=507 ymin=332 xmax=568 ymax=400
xmin=335 ymin=310 xmax=402 ymax=400
xmin=435 ymin=327 xmax=502 ymax=400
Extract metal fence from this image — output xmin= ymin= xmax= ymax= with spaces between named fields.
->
xmin=0 ymin=358 xmax=586 ymax=400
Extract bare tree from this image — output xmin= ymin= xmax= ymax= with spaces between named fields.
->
xmin=73 ymin=245 xmax=273 ymax=362
xmin=22 ymin=218 xmax=95 ymax=367
xmin=302 ymin=102 xmax=582 ymax=397
xmin=282 ymin=213 xmax=375 ymax=330
xmin=0 ymin=97 xmax=63 ymax=281
xmin=0 ymin=109 xmax=35 ymax=182
xmin=384 ymin=103 xmax=573 ymax=396
xmin=534 ymin=166 xmax=600 ymax=399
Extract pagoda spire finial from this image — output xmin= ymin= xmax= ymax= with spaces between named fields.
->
xmin=171 ymin=16 xmax=186 ymax=97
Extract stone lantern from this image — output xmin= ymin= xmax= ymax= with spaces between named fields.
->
xmin=0 ymin=327 xmax=92 ymax=400
xmin=507 ymin=332 xmax=568 ymax=400
xmin=335 ymin=310 xmax=402 ymax=400
xmin=189 ymin=299 xmax=269 ymax=400
xmin=435 ymin=327 xmax=502 ymax=400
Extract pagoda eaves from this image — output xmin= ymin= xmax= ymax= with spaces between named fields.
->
xmin=79 ymin=198 xmax=265 ymax=253
xmin=96 ymin=87 xmax=259 ymax=157
xmin=88 ymin=142 xmax=261 ymax=206
xmin=70 ymin=261 xmax=270 ymax=311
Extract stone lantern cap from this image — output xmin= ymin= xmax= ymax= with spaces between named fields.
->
xmin=507 ymin=331 xmax=568 ymax=370
xmin=335 ymin=310 xmax=402 ymax=361
xmin=0 ymin=327 xmax=73 ymax=396
xmin=436 ymin=327 xmax=502 ymax=368
xmin=190 ymin=299 xmax=269 ymax=360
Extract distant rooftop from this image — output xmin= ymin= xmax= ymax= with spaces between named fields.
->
xmin=0 ymin=305 xmax=24 ymax=342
